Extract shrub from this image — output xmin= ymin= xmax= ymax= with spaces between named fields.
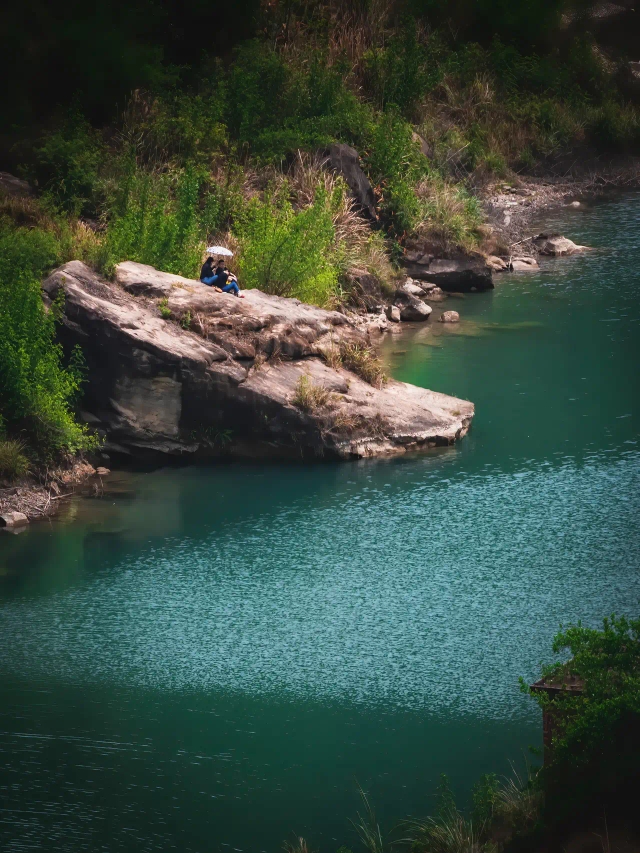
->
xmin=27 ymin=108 xmax=104 ymax=217
xmin=235 ymin=184 xmax=338 ymax=305
xmin=0 ymin=440 xmax=30 ymax=481
xmin=0 ymin=225 xmax=94 ymax=457
xmin=525 ymin=615 xmax=640 ymax=825
xmin=102 ymin=163 xmax=204 ymax=277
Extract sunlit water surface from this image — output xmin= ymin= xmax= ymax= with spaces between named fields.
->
xmin=1 ymin=194 xmax=639 ymax=852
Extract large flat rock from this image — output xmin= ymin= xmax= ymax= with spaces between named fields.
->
xmin=43 ymin=261 xmax=474 ymax=460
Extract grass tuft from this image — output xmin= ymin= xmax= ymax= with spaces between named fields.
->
xmin=0 ymin=440 xmax=30 ymax=481
xmin=340 ymin=344 xmax=387 ymax=388
xmin=292 ymin=374 xmax=334 ymax=412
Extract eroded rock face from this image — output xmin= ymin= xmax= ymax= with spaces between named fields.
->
xmin=324 ymin=143 xmax=378 ymax=221
xmin=43 ymin=261 xmax=474 ymax=460
xmin=403 ymin=248 xmax=494 ymax=292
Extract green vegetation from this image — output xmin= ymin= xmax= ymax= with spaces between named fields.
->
xmin=292 ymin=374 xmax=334 ymax=413
xmin=0 ymin=225 xmax=96 ymax=467
xmin=1 ymin=0 xmax=639 ymax=465
xmin=525 ymin=614 xmax=640 ymax=828
xmin=0 ymin=439 xmax=30 ymax=481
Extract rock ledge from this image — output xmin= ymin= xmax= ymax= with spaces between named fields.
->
xmin=43 ymin=261 xmax=474 ymax=460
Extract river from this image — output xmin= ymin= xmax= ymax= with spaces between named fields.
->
xmin=1 ymin=193 xmax=639 ymax=853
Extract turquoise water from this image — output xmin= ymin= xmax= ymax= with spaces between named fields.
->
xmin=1 ymin=194 xmax=639 ymax=852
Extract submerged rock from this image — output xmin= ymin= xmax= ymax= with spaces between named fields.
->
xmin=533 ymin=234 xmax=590 ymax=256
xmin=43 ymin=261 xmax=474 ymax=460
xmin=439 ymin=311 xmax=460 ymax=323
xmin=510 ymin=256 xmax=540 ymax=272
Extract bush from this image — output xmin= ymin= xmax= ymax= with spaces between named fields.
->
xmin=0 ymin=439 xmax=30 ymax=481
xmin=0 ymin=226 xmax=94 ymax=457
xmin=102 ymin=163 xmax=204 ymax=277
xmin=340 ymin=344 xmax=387 ymax=387
xmin=526 ymin=615 xmax=640 ymax=825
xmin=28 ymin=108 xmax=104 ymax=217
xmin=235 ymin=184 xmax=338 ymax=305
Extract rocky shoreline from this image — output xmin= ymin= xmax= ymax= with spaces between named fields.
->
xmin=0 ymin=460 xmax=104 ymax=527
xmin=3 ymin=165 xmax=638 ymax=528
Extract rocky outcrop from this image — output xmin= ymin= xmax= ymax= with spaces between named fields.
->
xmin=43 ymin=261 xmax=473 ymax=460
xmin=533 ymin=234 xmax=590 ymax=256
xmin=324 ymin=143 xmax=378 ymax=220
xmin=403 ymin=247 xmax=494 ymax=292
xmin=0 ymin=172 xmax=33 ymax=197
xmin=0 ymin=511 xmax=28 ymax=528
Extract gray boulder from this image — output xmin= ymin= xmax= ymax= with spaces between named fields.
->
xmin=43 ymin=261 xmax=473 ymax=460
xmin=510 ymin=256 xmax=539 ymax=272
xmin=402 ymin=281 xmax=427 ymax=297
xmin=324 ymin=144 xmax=377 ymax=220
xmin=0 ymin=172 xmax=33 ymax=197
xmin=439 ymin=311 xmax=460 ymax=323
xmin=386 ymin=304 xmax=401 ymax=323
xmin=0 ymin=511 xmax=29 ymax=528
xmin=393 ymin=289 xmax=433 ymax=322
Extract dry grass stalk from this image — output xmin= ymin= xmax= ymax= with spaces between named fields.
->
xmin=340 ymin=343 xmax=387 ymax=388
xmin=292 ymin=373 xmax=335 ymax=412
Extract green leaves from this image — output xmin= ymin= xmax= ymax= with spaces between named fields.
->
xmin=103 ymin=165 xmax=204 ymax=278
xmin=0 ymin=226 xmax=95 ymax=457
xmin=235 ymin=184 xmax=338 ymax=305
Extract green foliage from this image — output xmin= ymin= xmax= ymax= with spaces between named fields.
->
xmin=102 ymin=164 xmax=204 ymax=277
xmin=28 ymin=108 xmax=104 ymax=217
xmin=526 ymin=615 xmax=640 ymax=822
xmin=235 ymin=185 xmax=338 ymax=305
xmin=351 ymin=786 xmax=386 ymax=853
xmin=158 ymin=298 xmax=172 ymax=319
xmin=0 ymin=439 xmax=30 ymax=481
xmin=292 ymin=374 xmax=333 ymax=413
xmin=362 ymin=22 xmax=439 ymax=117
xmin=0 ymin=226 xmax=94 ymax=457
xmin=225 ymin=42 xmax=369 ymax=160
xmin=340 ymin=344 xmax=387 ymax=388
xmin=471 ymin=774 xmax=499 ymax=827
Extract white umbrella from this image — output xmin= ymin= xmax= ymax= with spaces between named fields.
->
xmin=206 ymin=245 xmax=233 ymax=257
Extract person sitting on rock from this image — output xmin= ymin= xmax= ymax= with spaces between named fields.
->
xmin=215 ymin=260 xmax=244 ymax=298
xmin=200 ymin=257 xmax=219 ymax=287
xmin=200 ymin=258 xmax=244 ymax=297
